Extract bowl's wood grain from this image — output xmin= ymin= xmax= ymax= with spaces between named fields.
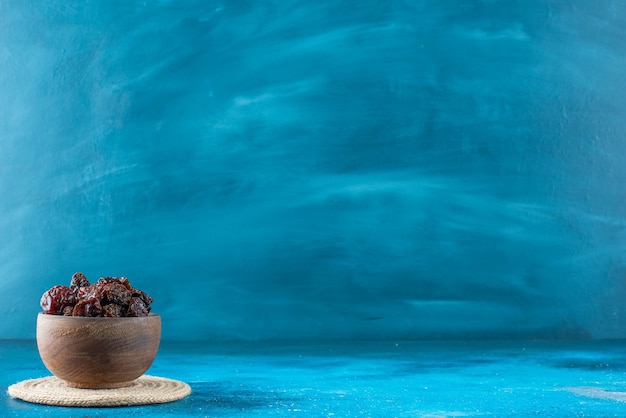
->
xmin=36 ymin=313 xmax=161 ymax=388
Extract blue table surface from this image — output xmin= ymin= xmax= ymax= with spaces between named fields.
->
xmin=3 ymin=339 xmax=626 ymax=417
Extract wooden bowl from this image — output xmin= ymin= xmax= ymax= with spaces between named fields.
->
xmin=36 ymin=313 xmax=161 ymax=388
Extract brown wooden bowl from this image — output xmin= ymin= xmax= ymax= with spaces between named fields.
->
xmin=36 ymin=313 xmax=161 ymax=389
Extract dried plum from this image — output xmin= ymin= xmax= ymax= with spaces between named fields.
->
xmin=40 ymin=272 xmax=153 ymax=317
xmin=75 ymin=284 xmax=97 ymax=300
xmin=131 ymin=288 xmax=154 ymax=306
xmin=101 ymin=283 xmax=132 ymax=306
xmin=40 ymin=285 xmax=75 ymax=314
xmin=70 ymin=272 xmax=90 ymax=289
xmin=126 ymin=297 xmax=150 ymax=317
xmin=97 ymin=276 xmax=131 ymax=290
xmin=72 ymin=296 xmax=102 ymax=317
xmin=102 ymin=303 xmax=123 ymax=317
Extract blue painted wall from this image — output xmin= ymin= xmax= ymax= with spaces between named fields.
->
xmin=1 ymin=1 xmax=626 ymax=340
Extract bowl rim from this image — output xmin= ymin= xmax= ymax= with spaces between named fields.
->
xmin=37 ymin=312 xmax=160 ymax=319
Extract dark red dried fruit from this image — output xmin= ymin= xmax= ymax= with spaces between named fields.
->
xmin=131 ymin=288 xmax=154 ymax=306
xmin=75 ymin=285 xmax=96 ymax=300
xmin=70 ymin=272 xmax=90 ymax=289
xmin=97 ymin=277 xmax=131 ymax=290
xmin=40 ymin=286 xmax=75 ymax=314
xmin=72 ymin=297 xmax=102 ymax=317
xmin=41 ymin=272 xmax=152 ymax=317
xmin=101 ymin=283 xmax=132 ymax=306
xmin=102 ymin=303 xmax=123 ymax=317
xmin=126 ymin=297 xmax=150 ymax=317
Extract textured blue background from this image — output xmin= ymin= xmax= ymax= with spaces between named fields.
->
xmin=1 ymin=1 xmax=625 ymax=341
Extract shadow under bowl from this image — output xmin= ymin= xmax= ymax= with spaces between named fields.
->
xmin=36 ymin=313 xmax=161 ymax=389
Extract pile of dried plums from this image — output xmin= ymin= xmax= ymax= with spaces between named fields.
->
xmin=40 ymin=272 xmax=153 ymax=317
